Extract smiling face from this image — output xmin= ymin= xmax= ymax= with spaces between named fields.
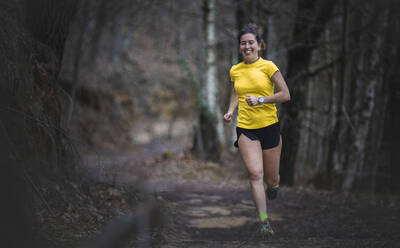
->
xmin=239 ymin=33 xmax=261 ymax=64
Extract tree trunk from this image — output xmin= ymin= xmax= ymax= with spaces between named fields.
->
xmin=205 ymin=0 xmax=217 ymax=112
xmin=280 ymin=0 xmax=336 ymax=185
xmin=325 ymin=0 xmax=354 ymax=190
xmin=26 ymin=0 xmax=78 ymax=61
xmin=365 ymin=1 xmax=400 ymax=193
xmin=193 ymin=0 xmax=223 ymax=161
xmin=204 ymin=0 xmax=225 ymax=145
xmin=382 ymin=4 xmax=400 ymax=193
xmin=0 ymin=0 xmax=77 ymax=246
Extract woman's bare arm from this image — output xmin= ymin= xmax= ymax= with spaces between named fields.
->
xmin=223 ymin=87 xmax=238 ymax=122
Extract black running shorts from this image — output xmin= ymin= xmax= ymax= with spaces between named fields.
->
xmin=234 ymin=122 xmax=281 ymax=150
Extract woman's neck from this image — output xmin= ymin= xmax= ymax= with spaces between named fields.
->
xmin=244 ymin=56 xmax=260 ymax=64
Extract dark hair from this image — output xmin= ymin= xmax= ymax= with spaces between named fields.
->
xmin=238 ymin=23 xmax=261 ymax=43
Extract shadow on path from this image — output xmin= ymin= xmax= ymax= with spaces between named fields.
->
xmin=157 ymin=185 xmax=400 ymax=247
xmin=81 ymin=143 xmax=400 ymax=247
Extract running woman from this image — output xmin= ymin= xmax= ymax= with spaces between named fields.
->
xmin=223 ymin=23 xmax=290 ymax=237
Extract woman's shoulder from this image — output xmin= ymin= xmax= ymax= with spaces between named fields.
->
xmin=230 ymin=61 xmax=245 ymax=73
xmin=231 ymin=61 xmax=244 ymax=69
xmin=259 ymin=58 xmax=279 ymax=76
xmin=259 ymin=57 xmax=277 ymax=67
xmin=230 ymin=62 xmax=244 ymax=82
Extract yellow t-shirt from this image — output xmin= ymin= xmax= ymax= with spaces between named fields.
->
xmin=230 ymin=57 xmax=279 ymax=129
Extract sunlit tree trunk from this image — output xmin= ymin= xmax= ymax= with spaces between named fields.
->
xmin=205 ymin=0 xmax=217 ymax=111
xmin=193 ymin=0 xmax=223 ymax=161
xmin=205 ymin=0 xmax=224 ymax=145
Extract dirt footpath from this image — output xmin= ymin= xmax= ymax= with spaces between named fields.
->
xmin=82 ymin=145 xmax=400 ymax=247
xmin=155 ymin=184 xmax=399 ymax=248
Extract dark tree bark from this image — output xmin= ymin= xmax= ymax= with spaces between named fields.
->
xmin=277 ymin=0 xmax=400 ymax=193
xmin=378 ymin=1 xmax=400 ymax=193
xmin=193 ymin=106 xmax=220 ymax=161
xmin=0 ymin=0 xmax=78 ymax=247
xmin=325 ymin=0 xmax=360 ymax=190
xmin=26 ymin=0 xmax=78 ymax=61
xmin=280 ymin=0 xmax=336 ymax=185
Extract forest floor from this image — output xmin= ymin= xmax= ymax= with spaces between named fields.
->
xmin=39 ymin=140 xmax=400 ymax=248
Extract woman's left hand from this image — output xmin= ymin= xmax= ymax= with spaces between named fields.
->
xmin=245 ymin=94 xmax=258 ymax=106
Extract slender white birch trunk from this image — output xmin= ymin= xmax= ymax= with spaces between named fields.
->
xmin=204 ymin=0 xmax=224 ymax=145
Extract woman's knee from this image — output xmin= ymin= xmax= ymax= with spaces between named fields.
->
xmin=249 ymin=169 xmax=264 ymax=181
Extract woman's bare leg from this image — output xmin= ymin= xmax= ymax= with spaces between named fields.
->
xmin=238 ymin=134 xmax=267 ymax=215
xmin=263 ymin=136 xmax=282 ymax=188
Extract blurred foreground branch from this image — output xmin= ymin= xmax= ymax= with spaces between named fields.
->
xmin=78 ymin=201 xmax=163 ymax=248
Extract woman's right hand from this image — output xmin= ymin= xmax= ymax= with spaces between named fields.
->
xmin=223 ymin=112 xmax=233 ymax=123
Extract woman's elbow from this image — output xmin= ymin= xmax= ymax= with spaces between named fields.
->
xmin=284 ymin=91 xmax=291 ymax=102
